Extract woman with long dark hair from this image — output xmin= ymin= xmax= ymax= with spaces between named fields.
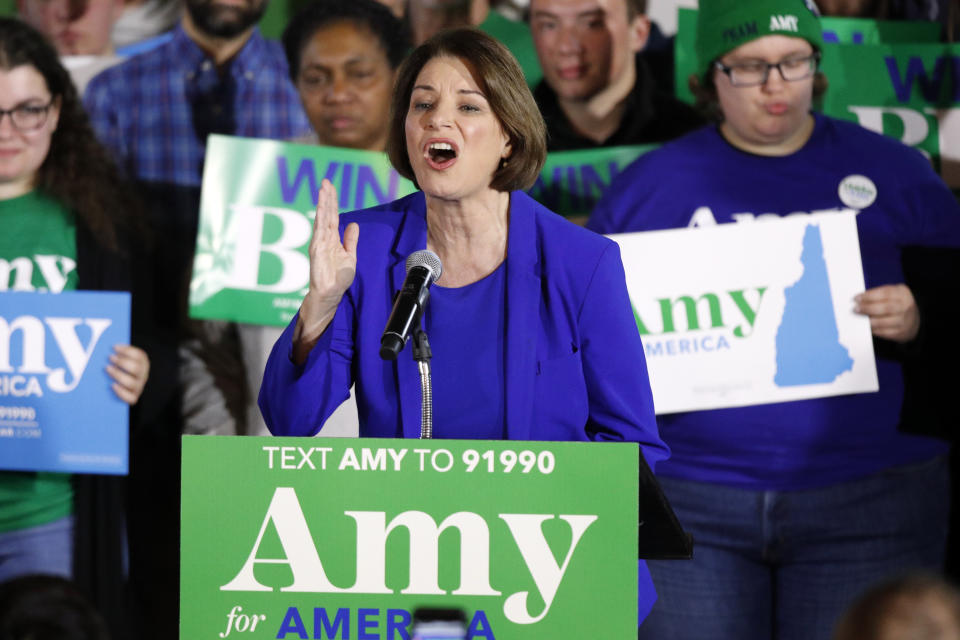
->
xmin=0 ymin=16 xmax=150 ymax=627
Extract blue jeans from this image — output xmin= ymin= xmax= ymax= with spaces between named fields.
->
xmin=0 ymin=515 xmax=74 ymax=582
xmin=639 ymin=456 xmax=949 ymax=640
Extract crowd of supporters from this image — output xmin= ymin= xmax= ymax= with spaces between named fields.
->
xmin=1 ymin=0 xmax=959 ymax=637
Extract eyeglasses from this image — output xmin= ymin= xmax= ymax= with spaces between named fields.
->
xmin=0 ymin=101 xmax=54 ymax=132
xmin=714 ymin=52 xmax=821 ymax=87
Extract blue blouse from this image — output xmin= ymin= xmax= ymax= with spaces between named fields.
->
xmin=427 ymin=263 xmax=507 ymax=440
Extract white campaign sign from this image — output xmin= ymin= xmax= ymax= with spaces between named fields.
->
xmin=610 ymin=212 xmax=879 ymax=414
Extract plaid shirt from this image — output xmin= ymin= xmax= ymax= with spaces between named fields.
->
xmin=84 ymin=25 xmax=311 ymax=187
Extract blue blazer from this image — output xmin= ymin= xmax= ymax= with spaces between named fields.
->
xmin=258 ymin=190 xmax=669 ymax=622
xmin=259 ymin=191 xmax=666 ymax=461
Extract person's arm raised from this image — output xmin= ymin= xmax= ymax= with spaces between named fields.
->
xmin=292 ymin=179 xmax=359 ymax=365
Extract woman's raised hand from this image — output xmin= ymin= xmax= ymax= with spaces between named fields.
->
xmin=294 ymin=179 xmax=359 ymax=362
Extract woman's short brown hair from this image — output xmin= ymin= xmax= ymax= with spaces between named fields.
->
xmin=386 ymin=27 xmax=547 ymax=192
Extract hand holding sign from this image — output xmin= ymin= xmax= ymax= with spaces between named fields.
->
xmin=0 ymin=290 xmax=130 ymax=474
xmin=294 ymin=179 xmax=360 ymax=364
xmin=855 ymin=284 xmax=920 ymax=343
xmin=107 ymin=344 xmax=150 ymax=405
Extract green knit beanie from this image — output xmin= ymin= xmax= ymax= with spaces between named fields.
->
xmin=695 ymin=0 xmax=824 ymax=79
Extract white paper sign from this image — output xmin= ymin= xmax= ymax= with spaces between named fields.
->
xmin=609 ymin=213 xmax=879 ymax=414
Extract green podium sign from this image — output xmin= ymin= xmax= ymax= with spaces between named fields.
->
xmin=180 ymin=436 xmax=640 ymax=639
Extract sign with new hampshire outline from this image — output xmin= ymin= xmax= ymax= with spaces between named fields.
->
xmin=0 ymin=290 xmax=130 ymax=474
xmin=610 ymin=213 xmax=879 ymax=414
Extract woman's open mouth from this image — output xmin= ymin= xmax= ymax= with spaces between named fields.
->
xmin=425 ymin=140 xmax=458 ymax=170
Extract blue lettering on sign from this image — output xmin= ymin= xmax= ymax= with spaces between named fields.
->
xmin=277 ymin=607 xmax=308 ymax=639
xmin=566 ymin=165 xmax=580 ymax=212
xmin=358 ymin=608 xmax=380 ymax=640
xmin=607 ymin=160 xmax=622 ymax=183
xmin=339 ymin=164 xmax=353 ymax=209
xmin=884 ymin=55 xmax=960 ymax=103
xmin=323 ymin=162 xmax=341 ymax=189
xmin=525 ymin=162 xmax=620 ymax=214
xmin=277 ymin=157 xmax=318 ymax=204
xmin=822 ymin=30 xmax=864 ymax=44
xmin=467 ymin=610 xmax=495 ymax=639
xmin=275 ymin=608 xmax=495 ymax=639
xmin=527 ymin=166 xmax=566 ymax=209
xmin=578 ymin=164 xmax=606 ymax=210
xmin=642 ymin=335 xmax=732 ymax=357
xmin=355 ymin=166 xmax=400 ymax=205
xmin=276 ymin=158 xmax=401 ymax=209
xmin=315 ymin=607 xmax=351 ymax=639
xmin=386 ymin=610 xmax=411 ymax=640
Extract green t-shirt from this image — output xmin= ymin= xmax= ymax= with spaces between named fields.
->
xmin=257 ymin=0 xmax=313 ymax=40
xmin=478 ymin=10 xmax=543 ymax=90
xmin=0 ymin=190 xmax=78 ymax=532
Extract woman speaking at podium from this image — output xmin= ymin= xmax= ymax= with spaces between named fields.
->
xmin=259 ymin=27 xmax=668 ymax=621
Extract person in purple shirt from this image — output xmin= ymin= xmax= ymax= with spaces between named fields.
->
xmin=259 ymin=27 xmax=668 ymax=627
xmin=588 ymin=0 xmax=960 ymax=638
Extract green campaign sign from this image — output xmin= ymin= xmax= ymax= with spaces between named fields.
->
xmin=673 ymin=9 xmax=959 ymax=188
xmin=529 ymin=145 xmax=654 ymax=221
xmin=189 ymin=136 xmax=653 ymax=326
xmin=189 ymin=136 xmax=417 ymax=327
xmin=180 ymin=436 xmax=639 ymax=639
xmin=818 ymin=43 xmax=960 ymax=187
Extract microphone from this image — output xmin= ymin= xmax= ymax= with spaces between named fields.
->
xmin=380 ymin=250 xmax=443 ymax=360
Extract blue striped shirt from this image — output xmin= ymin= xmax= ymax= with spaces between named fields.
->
xmin=84 ymin=25 xmax=311 ymax=186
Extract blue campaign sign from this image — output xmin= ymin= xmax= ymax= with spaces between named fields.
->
xmin=0 ymin=290 xmax=130 ymax=475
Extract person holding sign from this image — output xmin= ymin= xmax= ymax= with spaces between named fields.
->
xmin=260 ymin=27 xmax=668 ymax=625
xmin=587 ymin=0 xmax=960 ymax=638
xmin=0 ymin=15 xmax=149 ymax=628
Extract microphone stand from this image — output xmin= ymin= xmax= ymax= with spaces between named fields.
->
xmin=412 ymin=326 xmax=433 ymax=439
